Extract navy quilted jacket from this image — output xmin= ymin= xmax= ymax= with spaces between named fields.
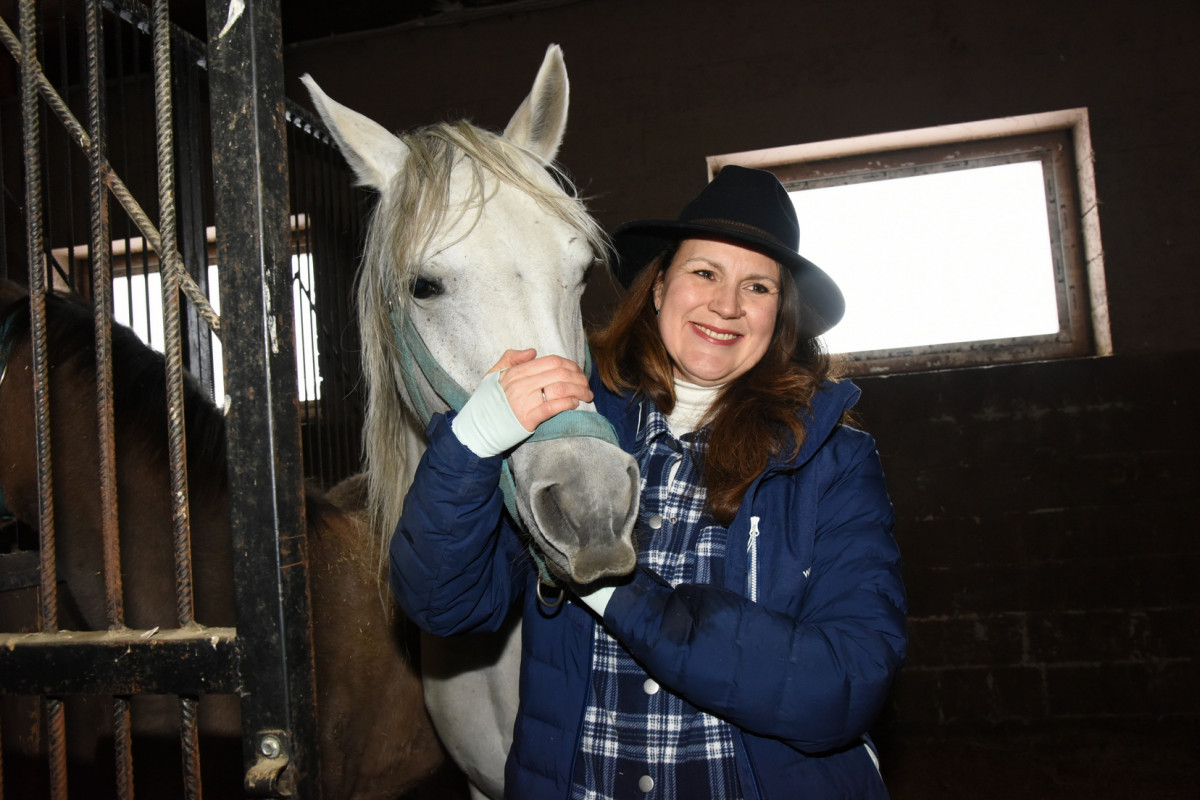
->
xmin=391 ymin=376 xmax=908 ymax=799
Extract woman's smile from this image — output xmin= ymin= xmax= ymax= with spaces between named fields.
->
xmin=691 ymin=321 xmax=742 ymax=342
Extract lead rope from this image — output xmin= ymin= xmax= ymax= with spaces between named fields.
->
xmin=390 ymin=308 xmax=619 ymax=607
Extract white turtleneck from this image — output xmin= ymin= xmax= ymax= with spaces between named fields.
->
xmin=665 ymin=378 xmax=722 ymax=436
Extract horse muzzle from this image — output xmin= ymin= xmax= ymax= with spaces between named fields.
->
xmin=509 ymin=436 xmax=639 ymax=585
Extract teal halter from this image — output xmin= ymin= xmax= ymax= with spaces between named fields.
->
xmin=389 ymin=307 xmax=620 ymax=586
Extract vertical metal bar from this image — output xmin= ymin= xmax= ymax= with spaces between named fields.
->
xmin=44 ymin=698 xmax=67 ymax=800
xmin=88 ymin=0 xmax=124 ymax=633
xmin=174 ymin=47 xmax=217 ymax=401
xmin=180 ymin=697 xmax=202 ymax=800
xmin=20 ymin=0 xmax=56 ymax=640
xmin=151 ymin=0 xmax=196 ymax=628
xmin=55 ymin=0 xmax=77 ymax=288
xmin=288 ymin=128 xmax=318 ymax=481
xmin=321 ymin=139 xmax=354 ymax=482
xmin=17 ymin=2 xmax=65 ymax=794
xmin=205 ymin=0 xmax=321 ymax=795
xmin=90 ymin=7 xmax=136 ymax=794
xmin=113 ymin=697 xmax=134 ymax=800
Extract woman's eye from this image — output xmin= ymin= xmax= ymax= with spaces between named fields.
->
xmin=410 ymin=277 xmax=444 ymax=300
xmin=692 ymin=268 xmax=715 ymax=280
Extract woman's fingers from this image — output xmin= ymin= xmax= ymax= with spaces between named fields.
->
xmin=493 ymin=352 xmax=593 ymax=430
xmin=487 ymin=348 xmax=537 ymax=374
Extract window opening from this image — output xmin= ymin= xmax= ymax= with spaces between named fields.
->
xmin=710 ymin=109 xmax=1109 ymax=375
xmin=52 ymin=215 xmax=322 ymax=401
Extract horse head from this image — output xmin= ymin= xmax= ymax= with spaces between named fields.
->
xmin=302 ymin=46 xmax=639 ymax=586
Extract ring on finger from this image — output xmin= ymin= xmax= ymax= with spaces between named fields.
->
xmin=540 ymin=387 xmax=547 ymax=403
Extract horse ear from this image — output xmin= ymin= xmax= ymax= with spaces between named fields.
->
xmin=301 ymin=74 xmax=409 ymax=192
xmin=503 ymin=44 xmax=569 ymax=162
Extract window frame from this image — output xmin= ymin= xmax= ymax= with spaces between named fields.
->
xmin=709 ymin=108 xmax=1110 ymax=376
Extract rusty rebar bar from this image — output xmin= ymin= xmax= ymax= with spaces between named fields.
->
xmin=151 ymin=0 xmax=195 ymax=629
xmin=20 ymin=0 xmax=57 ymax=642
xmin=87 ymin=0 xmax=125 ymax=633
xmin=180 ymin=696 xmax=202 ymax=800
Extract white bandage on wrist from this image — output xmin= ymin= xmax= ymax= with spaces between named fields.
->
xmin=451 ymin=370 xmax=534 ymax=457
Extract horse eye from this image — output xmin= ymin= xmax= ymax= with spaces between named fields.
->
xmin=410 ymin=277 xmax=444 ymax=300
xmin=582 ymin=259 xmax=598 ymax=286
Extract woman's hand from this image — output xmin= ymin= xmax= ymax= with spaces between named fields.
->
xmin=489 ymin=349 xmax=593 ymax=432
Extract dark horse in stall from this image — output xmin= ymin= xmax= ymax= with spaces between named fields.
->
xmin=0 ymin=279 xmax=459 ymax=798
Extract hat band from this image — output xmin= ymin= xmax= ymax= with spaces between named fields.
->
xmin=688 ymin=217 xmax=793 ymax=250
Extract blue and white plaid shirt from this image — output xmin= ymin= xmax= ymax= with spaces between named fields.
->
xmin=571 ymin=404 xmax=743 ymax=800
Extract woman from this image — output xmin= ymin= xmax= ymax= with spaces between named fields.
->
xmin=391 ymin=166 xmax=907 ymax=799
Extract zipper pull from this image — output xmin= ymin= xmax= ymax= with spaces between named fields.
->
xmin=747 ymin=516 xmax=761 ymax=551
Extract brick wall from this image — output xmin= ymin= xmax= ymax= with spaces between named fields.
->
xmin=858 ymin=351 xmax=1200 ymax=733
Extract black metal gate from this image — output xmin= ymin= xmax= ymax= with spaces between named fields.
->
xmin=0 ymin=1 xmax=367 ymax=797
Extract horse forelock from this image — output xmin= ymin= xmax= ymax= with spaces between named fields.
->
xmin=354 ymin=119 xmax=610 ymax=569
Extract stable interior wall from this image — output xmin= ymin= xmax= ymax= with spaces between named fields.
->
xmin=282 ymin=0 xmax=1199 ymax=772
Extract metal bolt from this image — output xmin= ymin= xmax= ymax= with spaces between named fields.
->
xmin=259 ymin=734 xmax=283 ymax=759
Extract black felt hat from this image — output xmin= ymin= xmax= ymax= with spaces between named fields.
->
xmin=611 ymin=165 xmax=845 ymax=336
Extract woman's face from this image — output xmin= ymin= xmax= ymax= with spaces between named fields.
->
xmin=653 ymin=238 xmax=781 ymax=387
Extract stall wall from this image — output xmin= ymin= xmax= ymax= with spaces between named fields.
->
xmin=284 ymin=0 xmax=1200 ymax=744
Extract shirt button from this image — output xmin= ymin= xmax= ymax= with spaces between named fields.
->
xmin=647 ymin=514 xmax=663 ymax=530
xmin=643 ymin=678 xmax=660 ymax=695
xmin=639 ymin=775 xmax=655 ymax=793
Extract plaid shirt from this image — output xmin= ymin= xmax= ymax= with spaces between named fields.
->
xmin=571 ymin=405 xmax=743 ymax=800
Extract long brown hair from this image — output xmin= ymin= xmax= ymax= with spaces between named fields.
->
xmin=590 ymin=241 xmax=836 ymax=525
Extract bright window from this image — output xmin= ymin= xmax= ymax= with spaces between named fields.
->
xmin=111 ymin=255 xmax=321 ymax=402
xmin=710 ymin=109 xmax=1110 ymax=375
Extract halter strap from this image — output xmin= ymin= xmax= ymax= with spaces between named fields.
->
xmin=390 ymin=308 xmax=619 ymax=586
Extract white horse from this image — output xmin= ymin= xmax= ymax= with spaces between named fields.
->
xmin=302 ymin=46 xmax=639 ymax=799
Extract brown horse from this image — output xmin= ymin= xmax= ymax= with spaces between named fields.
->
xmin=0 ymin=279 xmax=457 ymax=799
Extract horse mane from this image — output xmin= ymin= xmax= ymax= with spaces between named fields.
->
xmin=355 ymin=120 xmax=610 ymax=567
xmin=0 ymin=287 xmax=228 ymax=497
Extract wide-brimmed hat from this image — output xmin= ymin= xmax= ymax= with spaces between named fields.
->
xmin=611 ymin=165 xmax=845 ymax=336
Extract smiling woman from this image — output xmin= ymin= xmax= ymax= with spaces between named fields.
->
xmin=466 ymin=164 xmax=909 ymax=799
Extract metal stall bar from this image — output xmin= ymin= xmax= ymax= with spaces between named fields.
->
xmin=173 ymin=40 xmax=219 ymax=403
xmin=84 ymin=0 xmax=136 ymax=795
xmin=148 ymin=0 xmax=208 ymax=792
xmin=16 ymin=0 xmax=67 ymax=794
xmin=204 ymin=0 xmax=321 ymax=795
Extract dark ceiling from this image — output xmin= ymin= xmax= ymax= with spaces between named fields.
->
xmin=190 ymin=0 xmax=549 ymax=45
xmin=0 ymin=1 xmax=539 ymax=49
xmin=0 ymin=0 xmax=545 ymax=98
xmin=280 ymin=0 xmax=481 ymax=45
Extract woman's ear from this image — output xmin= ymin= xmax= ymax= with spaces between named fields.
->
xmin=652 ymin=276 xmax=664 ymax=314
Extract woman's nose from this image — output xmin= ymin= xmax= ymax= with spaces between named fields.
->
xmin=708 ymin=282 xmax=741 ymax=318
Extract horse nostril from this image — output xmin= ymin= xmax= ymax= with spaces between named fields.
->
xmin=527 ymin=478 xmax=638 ymax=583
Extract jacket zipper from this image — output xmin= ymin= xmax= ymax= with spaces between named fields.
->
xmin=747 ymin=516 xmax=761 ymax=603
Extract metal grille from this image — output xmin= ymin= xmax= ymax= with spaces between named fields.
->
xmin=0 ymin=1 xmax=366 ymax=796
